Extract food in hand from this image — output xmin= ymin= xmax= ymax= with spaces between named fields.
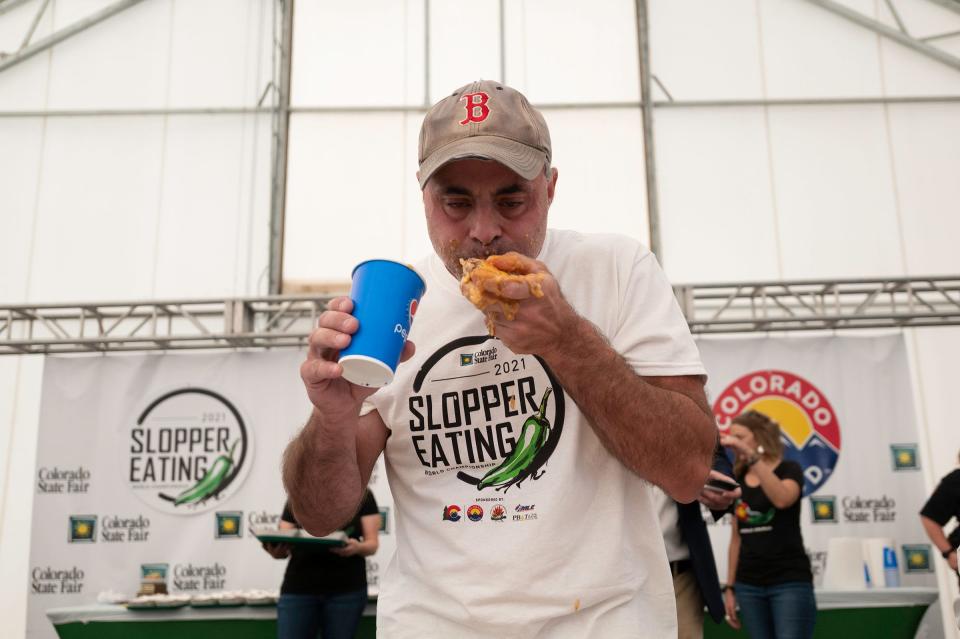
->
xmin=459 ymin=253 xmax=545 ymax=335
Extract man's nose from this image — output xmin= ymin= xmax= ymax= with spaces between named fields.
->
xmin=468 ymin=204 xmax=502 ymax=245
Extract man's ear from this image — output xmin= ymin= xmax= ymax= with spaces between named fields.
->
xmin=547 ymin=167 xmax=558 ymax=205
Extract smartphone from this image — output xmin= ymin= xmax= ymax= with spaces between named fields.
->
xmin=704 ymin=477 xmax=740 ymax=492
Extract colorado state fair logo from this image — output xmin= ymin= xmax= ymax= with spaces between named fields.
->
xmin=466 ymin=505 xmax=484 ymax=522
xmin=125 ymin=388 xmax=252 ymax=515
xmin=713 ymin=370 xmax=841 ymax=496
xmin=442 ymin=505 xmax=461 ymax=522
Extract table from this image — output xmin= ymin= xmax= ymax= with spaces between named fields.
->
xmin=704 ymin=587 xmax=939 ymax=639
xmin=47 ymin=602 xmax=376 ymax=639
xmin=48 ymin=588 xmax=940 ymax=638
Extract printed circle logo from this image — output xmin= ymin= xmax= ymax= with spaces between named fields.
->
xmin=442 ymin=505 xmax=461 ymax=522
xmin=466 ymin=505 xmax=484 ymax=522
xmin=126 ymin=388 xmax=252 ymax=515
xmin=411 ymin=336 xmax=566 ymax=494
xmin=714 ymin=370 xmax=840 ymax=496
xmin=409 ymin=298 xmax=419 ymax=324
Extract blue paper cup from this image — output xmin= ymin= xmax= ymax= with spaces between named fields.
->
xmin=338 ymin=259 xmax=427 ymax=388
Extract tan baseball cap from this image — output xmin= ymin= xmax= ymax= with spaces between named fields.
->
xmin=418 ymin=80 xmax=552 ymax=189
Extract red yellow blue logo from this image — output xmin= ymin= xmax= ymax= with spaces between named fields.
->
xmin=442 ymin=505 xmax=461 ymax=522
xmin=714 ymin=370 xmax=841 ymax=496
xmin=466 ymin=505 xmax=483 ymax=521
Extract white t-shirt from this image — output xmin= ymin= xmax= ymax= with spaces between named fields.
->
xmin=367 ymin=229 xmax=705 ymax=638
xmin=654 ymin=488 xmax=690 ymax=563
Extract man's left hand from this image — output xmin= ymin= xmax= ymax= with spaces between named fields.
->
xmin=698 ymin=470 xmax=742 ymax=511
xmin=485 ymin=254 xmax=579 ymax=357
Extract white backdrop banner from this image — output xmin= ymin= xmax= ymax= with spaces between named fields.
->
xmin=27 ymin=351 xmax=396 ymax=639
xmin=698 ymin=335 xmax=936 ymax=588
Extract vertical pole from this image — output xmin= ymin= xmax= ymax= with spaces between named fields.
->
xmin=635 ymin=0 xmax=662 ymax=261
xmin=268 ymin=0 xmax=294 ymax=295
xmin=424 ymin=0 xmax=431 ymax=106
xmin=499 ymin=0 xmax=506 ymax=83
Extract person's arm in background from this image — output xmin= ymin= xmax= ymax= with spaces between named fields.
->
xmin=921 ymin=515 xmax=958 ymax=572
xmin=724 ymin=521 xmax=742 ymax=630
xmin=919 ymin=471 xmax=960 ymax=573
xmin=720 ymin=435 xmax=800 ymax=509
xmin=330 ymin=514 xmax=380 ymax=558
xmin=261 ymin=513 xmax=296 ymax=559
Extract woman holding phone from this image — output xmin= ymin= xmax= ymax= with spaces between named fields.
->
xmin=720 ymin=410 xmax=816 ymax=639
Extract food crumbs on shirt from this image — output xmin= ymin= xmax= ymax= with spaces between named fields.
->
xmin=573 ymin=598 xmax=581 ymax=612
xmin=509 ymin=396 xmax=516 ymax=410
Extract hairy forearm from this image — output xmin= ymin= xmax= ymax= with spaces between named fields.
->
xmin=282 ymin=408 xmax=363 ymax=536
xmin=543 ymin=317 xmax=714 ymax=502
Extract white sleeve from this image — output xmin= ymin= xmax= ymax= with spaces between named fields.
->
xmin=612 ymin=248 xmax=706 ymax=378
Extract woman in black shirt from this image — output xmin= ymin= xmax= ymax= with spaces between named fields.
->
xmin=263 ymin=490 xmax=379 ymax=639
xmin=720 ymin=410 xmax=815 ymax=639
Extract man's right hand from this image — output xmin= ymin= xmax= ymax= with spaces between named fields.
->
xmin=948 ymin=549 xmax=958 ymax=572
xmin=301 ymin=297 xmax=416 ymax=411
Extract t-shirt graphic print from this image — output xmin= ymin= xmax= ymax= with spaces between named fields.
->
xmin=405 ymin=334 xmax=565 ymax=495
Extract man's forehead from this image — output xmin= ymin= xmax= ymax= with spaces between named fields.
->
xmin=429 ymin=159 xmax=534 ymax=192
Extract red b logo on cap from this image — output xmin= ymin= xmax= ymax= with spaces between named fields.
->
xmin=459 ymin=92 xmax=490 ymax=125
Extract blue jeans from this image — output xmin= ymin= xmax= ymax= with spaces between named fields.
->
xmin=734 ymin=581 xmax=816 ymax=639
xmin=277 ymin=590 xmax=367 ymax=639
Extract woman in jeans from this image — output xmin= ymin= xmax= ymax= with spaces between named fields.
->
xmin=721 ymin=410 xmax=816 ymax=639
xmin=263 ymin=489 xmax=380 ymax=639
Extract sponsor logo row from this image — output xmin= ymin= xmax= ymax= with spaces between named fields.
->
xmin=68 ymin=508 xmax=392 ymax=543
xmin=442 ymin=503 xmax=536 ymax=523
xmin=30 ymin=562 xmax=229 ymax=595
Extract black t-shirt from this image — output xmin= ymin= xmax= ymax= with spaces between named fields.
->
xmin=279 ymin=491 xmax=379 ymax=595
xmin=734 ymin=460 xmax=812 ymax=586
xmin=920 ymin=469 xmax=960 ymax=549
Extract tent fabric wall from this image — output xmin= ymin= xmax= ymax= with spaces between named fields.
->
xmin=2 ymin=0 xmax=959 ymax=637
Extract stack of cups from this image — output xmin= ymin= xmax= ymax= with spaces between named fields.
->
xmin=823 ymin=537 xmax=867 ymax=590
xmin=862 ymin=538 xmax=899 ymax=587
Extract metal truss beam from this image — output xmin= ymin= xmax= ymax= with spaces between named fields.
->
xmin=0 ymin=0 xmax=146 ymax=74
xmin=2 ymin=277 xmax=958 ymax=355
xmin=924 ymin=0 xmax=960 ymax=17
xmin=804 ymin=0 xmax=960 ymax=72
xmin=675 ymin=276 xmax=960 ymax=334
xmin=2 ymin=94 xmax=960 ymax=119
xmin=0 ymin=297 xmax=327 ymax=355
xmin=0 ymin=0 xmax=34 ymax=19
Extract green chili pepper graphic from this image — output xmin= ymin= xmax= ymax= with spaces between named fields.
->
xmin=476 ymin=388 xmax=552 ymax=492
xmin=160 ymin=440 xmax=239 ymax=506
